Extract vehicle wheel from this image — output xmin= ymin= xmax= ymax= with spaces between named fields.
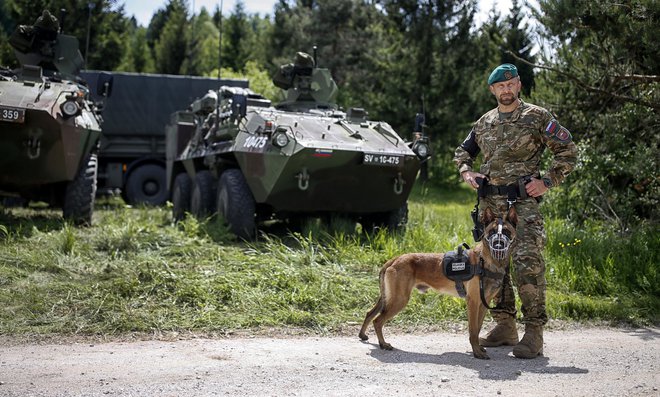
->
xmin=125 ymin=163 xmax=168 ymax=205
xmin=191 ymin=170 xmax=216 ymax=218
xmin=171 ymin=172 xmax=192 ymax=222
xmin=361 ymin=202 xmax=408 ymax=234
xmin=385 ymin=202 xmax=409 ymax=232
xmin=1 ymin=197 xmax=27 ymax=208
xmin=63 ymin=154 xmax=97 ymax=225
xmin=216 ymin=169 xmax=256 ymax=239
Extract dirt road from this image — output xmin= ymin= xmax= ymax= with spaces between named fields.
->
xmin=1 ymin=325 xmax=658 ymax=396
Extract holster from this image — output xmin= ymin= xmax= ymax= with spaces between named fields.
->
xmin=471 ymin=204 xmax=483 ymax=242
xmin=518 ymin=176 xmax=531 ymax=199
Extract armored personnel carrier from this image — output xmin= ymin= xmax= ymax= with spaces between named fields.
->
xmin=0 ymin=10 xmax=111 ymax=224
xmin=166 ymin=51 xmax=429 ymax=239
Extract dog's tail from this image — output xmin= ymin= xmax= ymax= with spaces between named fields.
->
xmin=359 ymin=258 xmax=396 ymax=340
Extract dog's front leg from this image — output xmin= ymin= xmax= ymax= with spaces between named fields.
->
xmin=467 ymin=294 xmax=489 ymax=359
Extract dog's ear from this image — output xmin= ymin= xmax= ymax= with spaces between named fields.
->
xmin=506 ymin=206 xmax=518 ymax=229
xmin=482 ymin=207 xmax=495 ymax=225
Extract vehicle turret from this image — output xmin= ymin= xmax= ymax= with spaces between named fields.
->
xmin=8 ymin=10 xmax=84 ymax=78
xmin=272 ymin=51 xmax=338 ymax=112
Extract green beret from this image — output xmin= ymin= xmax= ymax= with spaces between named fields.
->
xmin=488 ymin=63 xmax=518 ymax=85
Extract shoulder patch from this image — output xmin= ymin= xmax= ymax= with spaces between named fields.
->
xmin=556 ymin=127 xmax=572 ymax=142
xmin=545 ymin=119 xmax=572 ymax=142
xmin=545 ymin=119 xmax=559 ymax=136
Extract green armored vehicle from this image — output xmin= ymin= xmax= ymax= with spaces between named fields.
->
xmin=166 ymin=51 xmax=429 ymax=238
xmin=0 ymin=11 xmax=111 ymax=224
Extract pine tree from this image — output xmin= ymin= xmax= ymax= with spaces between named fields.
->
xmin=222 ymin=1 xmax=250 ymax=71
xmin=153 ymin=0 xmax=189 ymax=74
xmin=117 ymin=20 xmax=155 ymax=73
xmin=500 ymin=0 xmax=536 ymax=96
xmin=532 ymin=0 xmax=659 ymax=227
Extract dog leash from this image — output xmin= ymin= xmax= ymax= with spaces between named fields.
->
xmin=477 ymin=256 xmax=510 ymax=310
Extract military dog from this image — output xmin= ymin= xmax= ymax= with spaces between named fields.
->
xmin=358 ymin=206 xmax=517 ymax=359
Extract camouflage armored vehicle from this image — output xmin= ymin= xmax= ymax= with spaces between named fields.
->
xmin=0 ymin=10 xmax=111 ymax=224
xmin=166 ymin=51 xmax=429 ymax=239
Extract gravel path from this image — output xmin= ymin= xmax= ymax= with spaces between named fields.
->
xmin=1 ymin=326 xmax=658 ymax=396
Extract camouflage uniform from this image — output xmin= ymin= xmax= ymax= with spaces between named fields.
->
xmin=453 ymin=100 xmax=578 ymax=326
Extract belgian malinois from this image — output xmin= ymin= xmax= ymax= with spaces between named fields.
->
xmin=358 ymin=206 xmax=518 ymax=359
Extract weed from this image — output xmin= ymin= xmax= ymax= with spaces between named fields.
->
xmin=60 ymin=223 xmax=76 ymax=255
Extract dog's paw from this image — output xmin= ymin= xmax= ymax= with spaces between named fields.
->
xmin=473 ymin=350 xmax=490 ymax=360
xmin=379 ymin=342 xmax=394 ymax=350
xmin=358 ymin=332 xmax=368 ymax=341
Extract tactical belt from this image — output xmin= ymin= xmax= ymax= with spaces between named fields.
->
xmin=482 ymin=184 xmax=521 ymax=197
xmin=477 ymin=176 xmax=535 ymax=205
xmin=479 ymin=183 xmax=527 ymax=200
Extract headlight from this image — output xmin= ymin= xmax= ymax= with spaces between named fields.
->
xmin=60 ymin=100 xmax=80 ymax=118
xmin=272 ymin=131 xmax=289 ymax=148
xmin=413 ymin=141 xmax=429 ymax=158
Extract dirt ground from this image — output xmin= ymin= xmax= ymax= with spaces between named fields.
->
xmin=1 ymin=324 xmax=658 ymax=397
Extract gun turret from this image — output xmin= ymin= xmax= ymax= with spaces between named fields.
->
xmin=8 ymin=10 xmax=84 ymax=77
xmin=272 ymin=51 xmax=338 ymax=111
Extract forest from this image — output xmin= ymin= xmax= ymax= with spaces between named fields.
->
xmin=1 ymin=0 xmax=658 ymax=233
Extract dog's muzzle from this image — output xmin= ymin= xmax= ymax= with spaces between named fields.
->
xmin=487 ymin=222 xmax=511 ymax=261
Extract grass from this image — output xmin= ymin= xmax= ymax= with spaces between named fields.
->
xmin=0 ymin=184 xmax=657 ymax=337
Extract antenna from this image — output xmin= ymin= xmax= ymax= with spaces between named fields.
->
xmin=313 ymin=45 xmax=318 ymax=67
xmin=215 ymin=0 xmax=224 ymax=138
xmin=59 ymin=8 xmax=67 ymax=34
xmin=84 ymin=3 xmax=94 ymax=70
xmin=217 ymin=0 xmax=224 ymax=80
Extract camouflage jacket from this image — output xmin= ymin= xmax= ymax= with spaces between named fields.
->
xmin=453 ymin=100 xmax=578 ymax=187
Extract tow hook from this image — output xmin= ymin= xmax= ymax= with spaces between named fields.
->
xmin=296 ymin=167 xmax=310 ymax=191
xmin=393 ymin=172 xmax=404 ymax=195
xmin=26 ymin=136 xmax=41 ymax=159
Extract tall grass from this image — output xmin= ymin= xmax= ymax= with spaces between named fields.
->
xmin=545 ymin=218 xmax=658 ymax=323
xmin=0 ymin=185 xmax=657 ymax=337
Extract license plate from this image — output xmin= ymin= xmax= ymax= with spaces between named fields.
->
xmin=0 ymin=106 xmax=26 ymax=123
xmin=363 ymin=153 xmax=403 ymax=166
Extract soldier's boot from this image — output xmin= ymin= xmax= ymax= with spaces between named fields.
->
xmin=479 ymin=315 xmax=519 ymax=347
xmin=513 ymin=324 xmax=544 ymax=359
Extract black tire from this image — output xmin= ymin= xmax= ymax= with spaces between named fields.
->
xmin=191 ymin=170 xmax=216 ymax=218
xmin=362 ymin=202 xmax=409 ymax=234
xmin=216 ymin=169 xmax=256 ymax=239
xmin=124 ymin=163 xmax=168 ymax=205
xmin=385 ymin=202 xmax=409 ymax=232
xmin=63 ymin=154 xmax=97 ymax=225
xmin=171 ymin=172 xmax=192 ymax=222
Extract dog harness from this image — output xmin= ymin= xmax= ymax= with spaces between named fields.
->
xmin=442 ymin=243 xmax=506 ymax=309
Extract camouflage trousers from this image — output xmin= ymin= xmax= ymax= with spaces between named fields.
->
xmin=481 ymin=196 xmax=548 ymax=326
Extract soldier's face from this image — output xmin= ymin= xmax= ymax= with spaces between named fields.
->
xmin=489 ymin=77 xmax=521 ymax=106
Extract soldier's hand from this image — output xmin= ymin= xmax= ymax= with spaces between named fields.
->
xmin=525 ymin=178 xmax=548 ymax=197
xmin=461 ymin=171 xmax=486 ymax=189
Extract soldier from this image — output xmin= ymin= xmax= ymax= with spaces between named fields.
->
xmin=453 ymin=63 xmax=578 ymax=358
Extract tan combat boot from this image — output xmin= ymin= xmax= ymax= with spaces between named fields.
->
xmin=513 ymin=324 xmax=544 ymax=358
xmin=479 ymin=316 xmax=519 ymax=347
